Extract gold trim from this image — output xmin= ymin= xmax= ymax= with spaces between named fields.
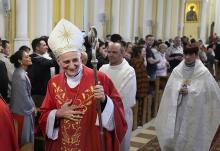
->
xmin=52 ymin=81 xmax=95 ymax=150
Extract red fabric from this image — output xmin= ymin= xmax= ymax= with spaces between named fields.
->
xmin=13 ymin=113 xmax=24 ymax=146
xmin=211 ymin=126 xmax=220 ymax=148
xmin=0 ymin=97 xmax=20 ymax=151
xmin=39 ymin=66 xmax=127 ymax=151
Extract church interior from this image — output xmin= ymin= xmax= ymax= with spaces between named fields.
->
xmin=1 ymin=0 xmax=220 ymax=151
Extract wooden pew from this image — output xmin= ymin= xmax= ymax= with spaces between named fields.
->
xmin=157 ymin=76 xmax=168 ymax=110
xmin=147 ymin=80 xmax=157 ymax=118
xmin=132 ymin=76 xmax=169 ymax=128
xmin=146 ymin=95 xmax=152 ymax=122
xmin=153 ymin=76 xmax=169 ymax=117
xmin=157 ymin=76 xmax=169 ymax=111
xmin=132 ymin=101 xmax=139 ymax=130
xmin=132 ymin=95 xmax=153 ymax=127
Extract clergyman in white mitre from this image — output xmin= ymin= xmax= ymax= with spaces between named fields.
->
xmin=38 ymin=19 xmax=127 ymax=151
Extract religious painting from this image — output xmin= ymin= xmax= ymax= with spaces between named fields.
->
xmin=185 ymin=1 xmax=200 ymax=23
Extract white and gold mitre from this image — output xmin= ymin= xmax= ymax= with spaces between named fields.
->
xmin=48 ymin=19 xmax=84 ymax=58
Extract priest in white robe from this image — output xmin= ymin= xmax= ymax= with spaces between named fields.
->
xmin=155 ymin=46 xmax=220 ymax=151
xmin=100 ymin=42 xmax=137 ymax=151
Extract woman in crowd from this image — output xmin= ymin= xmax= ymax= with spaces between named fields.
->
xmin=10 ymin=46 xmax=35 ymax=147
xmin=130 ymin=45 xmax=149 ymax=126
xmin=155 ymin=43 xmax=169 ymax=77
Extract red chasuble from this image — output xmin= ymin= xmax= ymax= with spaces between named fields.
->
xmin=0 ymin=97 xmax=19 ymax=151
xmin=39 ymin=66 xmax=127 ymax=151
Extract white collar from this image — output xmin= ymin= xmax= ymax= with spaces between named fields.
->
xmin=35 ymin=52 xmax=52 ymax=60
xmin=0 ymin=52 xmax=8 ymax=58
xmin=109 ymin=58 xmax=126 ymax=70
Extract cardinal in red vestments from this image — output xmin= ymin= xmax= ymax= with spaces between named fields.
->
xmin=39 ymin=19 xmax=127 ymax=151
xmin=0 ymin=96 xmax=19 ymax=151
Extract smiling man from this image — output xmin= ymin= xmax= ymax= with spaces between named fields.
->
xmin=155 ymin=46 xmax=220 ymax=151
xmin=38 ymin=19 xmax=127 ymax=151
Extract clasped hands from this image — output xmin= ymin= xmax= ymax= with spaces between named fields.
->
xmin=179 ymin=83 xmax=188 ymax=95
xmin=56 ymin=84 xmax=105 ymax=121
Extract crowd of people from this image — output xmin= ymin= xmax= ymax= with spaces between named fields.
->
xmin=0 ymin=18 xmax=220 ymax=151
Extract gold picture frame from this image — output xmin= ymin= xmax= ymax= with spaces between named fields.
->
xmin=185 ymin=1 xmax=200 ymax=23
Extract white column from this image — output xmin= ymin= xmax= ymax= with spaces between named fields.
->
xmin=0 ymin=0 xmax=6 ymax=39
xmin=35 ymin=0 xmax=48 ymax=37
xmin=122 ymin=0 xmax=133 ymax=41
xmin=172 ymin=0 xmax=180 ymax=37
xmin=143 ymin=0 xmax=153 ymax=38
xmin=156 ymin=0 xmax=164 ymax=39
xmin=133 ymin=0 xmax=139 ymax=41
xmin=93 ymin=0 xmax=105 ymax=38
xmin=83 ymin=0 xmax=89 ymax=32
xmin=70 ymin=0 xmax=75 ymax=23
xmin=207 ymin=0 xmax=215 ymax=38
xmin=214 ymin=0 xmax=220 ymax=36
xmin=200 ymin=0 xmax=208 ymax=43
xmin=111 ymin=0 xmax=120 ymax=34
xmin=47 ymin=0 xmax=53 ymax=35
xmin=14 ymin=0 xmax=29 ymax=51
xmin=165 ymin=0 xmax=172 ymax=40
xmin=60 ymin=0 xmax=65 ymax=18
xmin=179 ymin=0 xmax=186 ymax=37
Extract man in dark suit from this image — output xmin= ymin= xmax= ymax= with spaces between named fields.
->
xmin=27 ymin=37 xmax=58 ymax=107
xmin=0 ymin=39 xmax=14 ymax=103
xmin=0 ymin=60 xmax=9 ymax=102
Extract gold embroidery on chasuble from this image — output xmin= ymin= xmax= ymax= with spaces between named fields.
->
xmin=182 ymin=79 xmax=191 ymax=86
xmin=52 ymin=83 xmax=94 ymax=150
xmin=52 ymin=82 xmax=66 ymax=104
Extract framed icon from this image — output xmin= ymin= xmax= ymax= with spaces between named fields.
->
xmin=185 ymin=1 xmax=200 ymax=23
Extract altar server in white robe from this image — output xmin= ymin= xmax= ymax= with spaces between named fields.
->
xmin=155 ymin=46 xmax=220 ymax=151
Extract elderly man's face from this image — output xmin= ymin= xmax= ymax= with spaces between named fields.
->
xmin=58 ymin=51 xmax=82 ymax=77
xmin=174 ymin=37 xmax=181 ymax=46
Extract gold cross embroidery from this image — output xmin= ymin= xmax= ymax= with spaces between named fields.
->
xmin=183 ymin=80 xmax=191 ymax=86
xmin=59 ymin=25 xmax=72 ymax=45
